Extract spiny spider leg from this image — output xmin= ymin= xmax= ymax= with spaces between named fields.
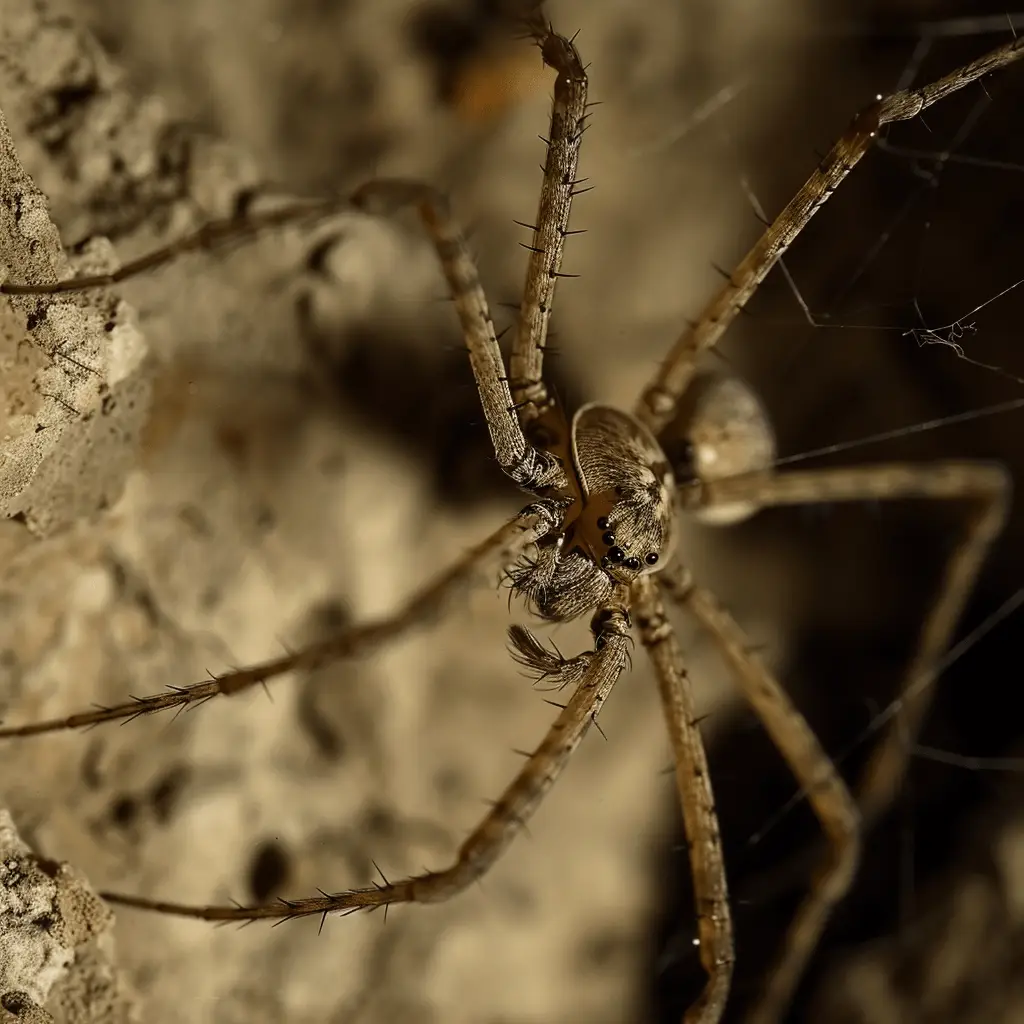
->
xmin=351 ymin=179 xmax=567 ymax=495
xmin=682 ymin=461 xmax=1010 ymax=824
xmin=659 ymin=566 xmax=860 ymax=1024
xmin=633 ymin=574 xmax=732 ymax=1024
xmin=508 ymin=15 xmax=587 ymax=443
xmin=98 ymin=599 xmax=631 ymax=923
xmin=0 ymin=197 xmax=342 ymax=296
xmin=0 ymin=506 xmax=558 ymax=740
xmin=634 ymin=34 xmax=1024 ymax=436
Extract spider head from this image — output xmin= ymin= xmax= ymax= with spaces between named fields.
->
xmin=660 ymin=372 xmax=776 ymax=525
xmin=507 ymin=404 xmax=675 ymax=622
xmin=569 ymin=404 xmax=676 ymax=582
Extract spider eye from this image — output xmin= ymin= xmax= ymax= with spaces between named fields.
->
xmin=601 ymin=530 xmax=616 ymax=546
xmin=607 ymin=546 xmax=625 ymax=563
xmin=596 ymin=516 xmax=610 ymax=530
xmin=624 ymin=556 xmax=640 ymax=571
xmin=645 ymin=552 xmax=659 ymax=566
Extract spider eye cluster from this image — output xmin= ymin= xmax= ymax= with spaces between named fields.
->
xmin=567 ymin=402 xmax=676 ymax=581
xmin=595 ymin=515 xmax=658 ymax=572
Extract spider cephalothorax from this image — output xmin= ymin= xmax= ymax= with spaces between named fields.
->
xmin=507 ymin=373 xmax=775 ymax=621
xmin=508 ymin=403 xmax=675 ymax=621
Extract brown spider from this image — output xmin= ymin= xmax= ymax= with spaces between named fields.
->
xmin=1 ymin=8 xmax=1020 ymax=1023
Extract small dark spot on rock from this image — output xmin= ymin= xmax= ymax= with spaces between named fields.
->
xmin=254 ymin=504 xmax=276 ymax=530
xmin=35 ymin=857 xmax=60 ymax=880
xmin=296 ymin=685 xmax=346 ymax=761
xmin=248 ymin=839 xmax=290 ymax=903
xmin=433 ymin=764 xmax=467 ymax=800
xmin=579 ymin=926 xmax=627 ymax=970
xmin=149 ymin=765 xmax=189 ymax=824
xmin=362 ymin=804 xmax=396 ymax=838
xmin=1 ymin=992 xmax=32 ymax=1015
xmin=110 ymin=794 xmax=137 ymax=827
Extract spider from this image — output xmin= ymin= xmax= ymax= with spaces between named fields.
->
xmin=0 ymin=7 xmax=1020 ymax=1023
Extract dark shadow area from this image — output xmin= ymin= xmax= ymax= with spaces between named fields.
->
xmin=648 ymin=0 xmax=1024 ymax=1018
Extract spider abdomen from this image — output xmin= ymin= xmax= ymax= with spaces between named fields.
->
xmin=661 ymin=372 xmax=776 ymax=525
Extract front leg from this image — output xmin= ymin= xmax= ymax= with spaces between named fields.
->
xmin=350 ymin=179 xmax=569 ymax=497
xmin=100 ymin=592 xmax=632 ymax=925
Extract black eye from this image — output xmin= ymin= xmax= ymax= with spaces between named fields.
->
xmin=624 ymin=557 xmax=640 ymax=571
xmin=607 ymin=546 xmax=625 ymax=563
xmin=596 ymin=516 xmax=610 ymax=530
xmin=645 ymin=552 xmax=659 ymax=566
xmin=600 ymin=555 xmax=612 ymax=568
xmin=602 ymin=530 xmax=616 ymax=546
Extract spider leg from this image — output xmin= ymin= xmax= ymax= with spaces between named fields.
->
xmin=659 ymin=567 xmax=860 ymax=1024
xmin=667 ymin=459 xmax=1007 ymax=1023
xmin=632 ymin=35 xmax=1024 ymax=437
xmin=98 ymin=597 xmax=632 ymax=922
xmin=0 ymin=197 xmax=343 ymax=295
xmin=633 ymin=574 xmax=733 ymax=1024
xmin=508 ymin=18 xmax=587 ymax=447
xmin=351 ymin=179 xmax=568 ymax=496
xmin=0 ymin=504 xmax=560 ymax=740
xmin=683 ymin=461 xmax=1009 ymax=823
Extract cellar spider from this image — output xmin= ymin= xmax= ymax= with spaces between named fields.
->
xmin=0 ymin=8 xmax=1020 ymax=1024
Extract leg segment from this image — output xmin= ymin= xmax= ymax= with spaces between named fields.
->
xmin=0 ymin=504 xmax=560 ymax=740
xmin=509 ymin=18 xmax=588 ymax=443
xmin=99 ymin=598 xmax=632 ymax=922
xmin=633 ymin=36 xmax=1024 ymax=436
xmin=684 ymin=461 xmax=1009 ymax=823
xmin=659 ymin=568 xmax=860 ymax=1024
xmin=351 ymin=180 xmax=568 ymax=495
xmin=0 ymin=197 xmax=343 ymax=295
xmin=633 ymin=574 xmax=733 ymax=1024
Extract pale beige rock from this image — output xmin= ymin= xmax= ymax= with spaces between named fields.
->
xmin=0 ymin=809 xmax=137 ymax=1024
xmin=0 ymin=103 xmax=150 ymax=536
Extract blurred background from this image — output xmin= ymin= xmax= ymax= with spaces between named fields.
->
xmin=1 ymin=0 xmax=1024 ymax=1020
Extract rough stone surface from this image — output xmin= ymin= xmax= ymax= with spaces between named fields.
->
xmin=0 ymin=809 xmax=136 ymax=1024
xmin=0 ymin=98 xmax=150 ymax=536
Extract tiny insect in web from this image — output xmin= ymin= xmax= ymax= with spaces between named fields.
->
xmin=0 ymin=8 xmax=1020 ymax=1024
